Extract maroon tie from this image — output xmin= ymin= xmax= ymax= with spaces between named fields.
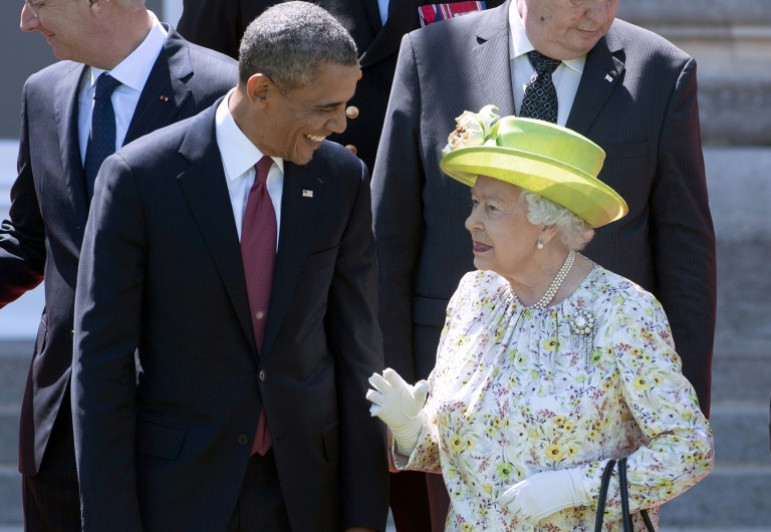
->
xmin=241 ymin=155 xmax=277 ymax=455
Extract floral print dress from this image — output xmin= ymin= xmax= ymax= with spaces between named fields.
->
xmin=397 ymin=266 xmax=713 ymax=531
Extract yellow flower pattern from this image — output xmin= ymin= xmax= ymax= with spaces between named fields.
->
xmin=395 ymin=267 xmax=713 ymax=531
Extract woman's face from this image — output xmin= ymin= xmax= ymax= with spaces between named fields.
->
xmin=465 ymin=177 xmax=542 ymax=282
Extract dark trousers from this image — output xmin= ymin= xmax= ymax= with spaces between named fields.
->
xmin=390 ymin=323 xmax=451 ymax=532
xmin=22 ymin=391 xmax=81 ymax=532
xmin=389 ymin=470 xmax=432 ymax=532
xmin=389 ymin=471 xmax=449 ymax=532
xmin=426 ymin=472 xmax=450 ymax=532
xmin=226 ymin=449 xmax=290 ymax=532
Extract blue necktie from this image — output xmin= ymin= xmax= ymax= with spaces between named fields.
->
xmin=84 ymin=73 xmax=121 ymax=198
xmin=521 ymin=50 xmax=561 ymax=123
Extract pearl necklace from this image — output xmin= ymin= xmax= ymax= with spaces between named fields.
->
xmin=529 ymin=249 xmax=576 ymax=310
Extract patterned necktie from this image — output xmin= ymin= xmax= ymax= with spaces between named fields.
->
xmin=520 ymin=50 xmax=561 ymax=123
xmin=84 ymin=73 xmax=122 ymax=198
xmin=241 ymin=155 xmax=277 ymax=456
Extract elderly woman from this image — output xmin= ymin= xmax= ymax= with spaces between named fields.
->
xmin=367 ymin=107 xmax=713 ymax=531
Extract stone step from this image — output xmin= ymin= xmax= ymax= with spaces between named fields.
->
xmin=0 ymin=343 xmax=29 ymax=406
xmin=710 ymin=402 xmax=769 ymax=464
xmin=0 ymin=466 xmax=21 ymax=527
xmin=711 ymin=349 xmax=769 ymax=404
xmin=0 ymin=341 xmax=31 ymax=356
xmin=0 ymin=407 xmax=18 ymax=466
xmin=658 ymin=464 xmax=771 ymax=528
xmin=711 ymin=341 xmax=769 ymax=404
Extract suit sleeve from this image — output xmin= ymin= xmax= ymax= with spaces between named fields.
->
xmin=327 ymin=160 xmax=389 ymax=530
xmin=649 ymin=57 xmax=716 ymax=417
xmin=0 ymin=83 xmax=46 ymax=306
xmin=371 ymin=34 xmax=425 ymax=383
xmin=71 ymin=154 xmax=146 ymax=531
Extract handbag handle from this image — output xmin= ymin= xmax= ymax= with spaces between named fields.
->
xmin=593 ymin=459 xmax=616 ymax=531
xmin=594 ymin=457 xmax=655 ymax=532
xmin=618 ymin=457 xmax=655 ymax=532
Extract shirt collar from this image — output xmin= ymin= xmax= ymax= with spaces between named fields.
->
xmin=89 ymin=10 xmax=168 ymax=91
xmin=215 ymin=91 xmax=285 ymax=182
xmin=508 ymin=3 xmax=585 ymax=74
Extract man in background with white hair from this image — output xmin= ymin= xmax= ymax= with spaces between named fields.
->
xmin=1 ymin=1 xmax=236 ymax=528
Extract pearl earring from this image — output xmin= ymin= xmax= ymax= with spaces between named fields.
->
xmin=536 ymin=240 xmax=544 ymax=250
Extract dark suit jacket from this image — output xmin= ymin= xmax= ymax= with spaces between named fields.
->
xmin=371 ymin=0 xmax=716 ymax=415
xmin=71 ymin=103 xmax=388 ymax=531
xmin=177 ymin=0 xmax=504 ymax=172
xmin=0 ymin=27 xmax=237 ymax=477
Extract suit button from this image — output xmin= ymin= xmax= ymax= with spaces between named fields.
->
xmin=236 ymin=433 xmax=249 ymax=446
xmin=259 ymin=370 xmax=266 ymax=382
xmin=345 ymin=144 xmax=358 ymax=156
xmin=345 ymin=105 xmax=359 ymax=119
xmin=71 ymin=330 xmax=74 ymax=337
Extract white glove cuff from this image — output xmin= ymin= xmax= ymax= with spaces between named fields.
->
xmin=392 ymin=411 xmax=424 ymax=456
xmin=566 ymin=468 xmax=591 ymax=507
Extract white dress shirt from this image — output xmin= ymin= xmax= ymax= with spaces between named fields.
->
xmin=78 ymin=11 xmax=168 ymax=163
xmin=508 ymin=4 xmax=585 ymax=126
xmin=378 ymin=0 xmax=390 ymax=25
xmin=215 ymin=92 xmax=283 ymax=248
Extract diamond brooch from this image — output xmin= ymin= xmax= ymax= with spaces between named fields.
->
xmin=570 ymin=309 xmax=595 ymax=336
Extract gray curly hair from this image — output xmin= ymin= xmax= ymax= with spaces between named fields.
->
xmin=521 ymin=190 xmax=595 ymax=250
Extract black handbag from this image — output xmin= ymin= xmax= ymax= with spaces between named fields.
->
xmin=594 ymin=457 xmax=655 ymax=531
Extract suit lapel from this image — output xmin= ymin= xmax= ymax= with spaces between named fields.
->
xmin=55 ymin=64 xmax=91 ymax=227
xmin=566 ymin=28 xmax=625 ymax=134
xmin=472 ymin=4 xmax=516 ymax=116
xmin=124 ymin=28 xmax=192 ymax=144
xmin=361 ymin=0 xmax=419 ymax=67
xmin=362 ymin=0 xmax=384 ymax=33
xmin=260 ymin=163 xmax=324 ymax=356
xmin=175 ymin=107 xmax=256 ymax=352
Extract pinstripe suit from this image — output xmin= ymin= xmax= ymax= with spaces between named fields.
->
xmin=372 ymin=0 xmax=716 ymax=416
xmin=0 ymin=26 xmax=236 ymax=530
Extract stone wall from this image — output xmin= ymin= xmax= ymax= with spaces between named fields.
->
xmin=619 ymin=0 xmax=771 ymax=146
xmin=617 ymin=2 xmax=771 ymax=528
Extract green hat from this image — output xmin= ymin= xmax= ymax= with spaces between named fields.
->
xmin=439 ymin=105 xmax=628 ymax=228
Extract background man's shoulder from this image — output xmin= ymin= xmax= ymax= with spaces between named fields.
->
xmin=608 ymin=18 xmax=694 ymax=64
xmin=154 ymin=30 xmax=238 ymax=113
xmin=184 ymin=38 xmax=239 ymax=70
xmin=24 ymin=60 xmax=83 ymax=93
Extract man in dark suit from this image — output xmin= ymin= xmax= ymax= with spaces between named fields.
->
xmin=71 ymin=2 xmax=388 ymax=530
xmin=176 ymin=0 xmax=504 ymax=173
xmin=178 ymin=4 xmax=504 ymax=528
xmin=0 ymin=1 xmax=236 ymax=529
xmin=373 ymin=0 xmax=716 ymax=525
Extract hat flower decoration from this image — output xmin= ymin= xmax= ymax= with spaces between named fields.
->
xmin=439 ymin=105 xmax=629 ymax=228
xmin=443 ymin=105 xmax=501 ymax=155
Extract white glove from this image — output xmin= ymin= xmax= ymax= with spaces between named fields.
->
xmin=499 ymin=469 xmax=591 ymax=524
xmin=365 ymin=368 xmax=428 ymax=455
